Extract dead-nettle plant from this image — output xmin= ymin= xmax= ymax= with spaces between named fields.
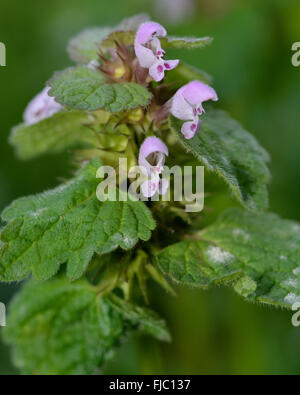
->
xmin=2 ymin=14 xmax=300 ymax=375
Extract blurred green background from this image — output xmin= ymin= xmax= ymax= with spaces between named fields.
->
xmin=0 ymin=0 xmax=299 ymax=374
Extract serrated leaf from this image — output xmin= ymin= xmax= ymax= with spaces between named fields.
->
xmin=107 ymin=294 xmax=171 ymax=342
xmin=48 ymin=67 xmax=152 ymax=113
xmin=67 ymin=27 xmax=112 ymax=64
xmin=161 ymin=36 xmax=213 ymax=49
xmin=0 ymin=158 xmax=155 ymax=282
xmin=170 ymin=110 xmax=270 ymax=211
xmin=48 ymin=66 xmax=105 ymax=108
xmin=9 ymin=111 xmax=97 ymax=160
xmin=3 ymin=277 xmax=167 ymax=374
xmin=156 ymin=208 xmax=300 ymax=309
xmin=3 ymin=278 xmax=121 ymax=374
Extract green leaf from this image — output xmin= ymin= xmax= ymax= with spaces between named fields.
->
xmin=170 ymin=110 xmax=270 ymax=211
xmin=161 ymin=36 xmax=213 ymax=50
xmin=9 ymin=111 xmax=97 ymax=160
xmin=67 ymin=27 xmax=112 ymax=64
xmin=156 ymin=208 xmax=300 ymax=309
xmin=0 ymin=158 xmax=156 ymax=282
xmin=48 ymin=67 xmax=152 ymax=112
xmin=107 ymin=294 xmax=171 ymax=342
xmin=3 ymin=278 xmax=121 ymax=374
xmin=48 ymin=67 xmax=105 ymax=108
xmin=3 ymin=277 xmax=167 ymax=374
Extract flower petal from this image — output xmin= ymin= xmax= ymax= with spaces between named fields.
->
xmin=181 ymin=80 xmax=218 ymax=107
xmin=139 ymin=137 xmax=168 ymax=175
xmin=134 ymin=43 xmax=156 ymax=68
xmin=87 ymin=60 xmax=100 ymax=70
xmin=23 ymin=87 xmax=62 ymax=125
xmin=149 ymin=60 xmax=165 ymax=82
xmin=155 ymin=152 xmax=166 ymax=171
xmin=163 ymin=59 xmax=180 ymax=71
xmin=181 ymin=119 xmax=201 ymax=139
xmin=139 ymin=136 xmax=169 ymax=159
xmin=170 ymin=90 xmax=194 ymax=121
xmin=151 ymin=37 xmax=165 ymax=56
xmin=135 ymin=22 xmax=167 ymax=45
xmin=141 ymin=179 xmax=158 ymax=198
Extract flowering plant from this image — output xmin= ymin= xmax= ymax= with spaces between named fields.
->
xmin=2 ymin=14 xmax=300 ymax=375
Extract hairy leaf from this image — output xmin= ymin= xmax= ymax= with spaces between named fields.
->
xmin=48 ymin=67 xmax=152 ymax=112
xmin=0 ymin=158 xmax=156 ymax=282
xmin=67 ymin=27 xmax=112 ymax=64
xmin=10 ymin=111 xmax=97 ymax=160
xmin=161 ymin=36 xmax=213 ymax=49
xmin=170 ymin=110 xmax=270 ymax=211
xmin=156 ymin=208 xmax=300 ymax=309
xmin=107 ymin=294 xmax=171 ymax=342
xmin=3 ymin=277 xmax=168 ymax=374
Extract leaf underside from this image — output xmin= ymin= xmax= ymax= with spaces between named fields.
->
xmin=170 ymin=110 xmax=270 ymax=211
xmin=67 ymin=27 xmax=112 ymax=64
xmin=9 ymin=111 xmax=97 ymax=160
xmin=156 ymin=208 xmax=300 ymax=309
xmin=0 ymin=158 xmax=155 ymax=282
xmin=107 ymin=293 xmax=171 ymax=342
xmin=161 ymin=36 xmax=213 ymax=49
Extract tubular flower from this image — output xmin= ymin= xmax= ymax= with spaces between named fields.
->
xmin=23 ymin=87 xmax=63 ymax=125
xmin=134 ymin=21 xmax=179 ymax=82
xmin=170 ymin=80 xmax=218 ymax=139
xmin=138 ymin=136 xmax=169 ymax=198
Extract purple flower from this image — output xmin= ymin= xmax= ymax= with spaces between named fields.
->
xmin=170 ymin=81 xmax=218 ymax=139
xmin=138 ymin=136 xmax=169 ymax=198
xmin=134 ymin=21 xmax=179 ymax=82
xmin=23 ymin=87 xmax=63 ymax=125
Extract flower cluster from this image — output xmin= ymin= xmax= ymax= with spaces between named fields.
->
xmin=23 ymin=20 xmax=218 ymax=198
xmin=134 ymin=21 xmax=218 ymax=196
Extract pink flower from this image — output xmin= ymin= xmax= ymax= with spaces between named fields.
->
xmin=23 ymin=87 xmax=63 ymax=125
xmin=170 ymin=81 xmax=218 ymax=139
xmin=138 ymin=136 xmax=169 ymax=198
xmin=134 ymin=21 xmax=179 ymax=82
